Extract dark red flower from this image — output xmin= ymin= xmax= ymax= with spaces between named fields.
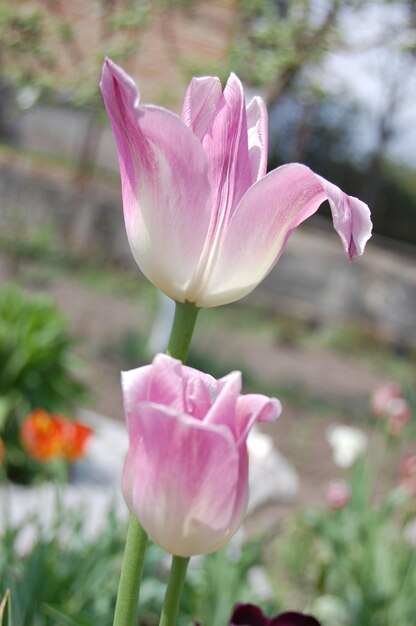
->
xmin=230 ymin=604 xmax=321 ymax=626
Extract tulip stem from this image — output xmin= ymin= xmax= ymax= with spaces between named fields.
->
xmin=113 ymin=300 xmax=199 ymax=626
xmin=159 ymin=556 xmax=190 ymax=626
xmin=113 ymin=515 xmax=148 ymax=626
xmin=167 ymin=301 xmax=200 ymax=362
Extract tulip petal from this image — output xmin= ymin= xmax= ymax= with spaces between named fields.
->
xmin=122 ymin=355 xmax=185 ymax=440
xmin=236 ymin=395 xmax=282 ymax=444
xmin=185 ymin=74 xmax=253 ymax=302
xmin=204 ymin=371 xmax=242 ymax=432
xmin=247 ymin=96 xmax=268 ymax=183
xmin=199 ymin=163 xmax=372 ymax=307
xmin=229 ymin=441 xmax=249 ymax=534
xmin=100 ymin=59 xmax=213 ymax=301
xmin=317 ymin=174 xmax=372 ymax=258
xmin=121 ymin=365 xmax=153 ymax=439
xmin=147 ymin=354 xmax=185 ymax=411
xmin=181 ymin=76 xmax=223 ymax=140
xmin=201 ymin=73 xmax=252 ymax=224
xmin=181 ymin=367 xmax=218 ymax=420
xmin=122 ymin=404 xmax=242 ymax=556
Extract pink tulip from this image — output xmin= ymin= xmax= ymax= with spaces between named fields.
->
xmin=121 ymin=354 xmax=281 ymax=556
xmin=100 ymin=60 xmax=372 ymax=307
xmin=325 ymin=479 xmax=350 ymax=510
xmin=371 ymin=382 xmax=403 ymax=417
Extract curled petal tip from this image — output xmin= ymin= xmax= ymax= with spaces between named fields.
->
xmin=271 ymin=398 xmax=283 ymax=420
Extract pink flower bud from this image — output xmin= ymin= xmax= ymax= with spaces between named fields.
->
xmin=121 ymin=354 xmax=281 ymax=556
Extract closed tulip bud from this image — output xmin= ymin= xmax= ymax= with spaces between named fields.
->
xmin=121 ymin=354 xmax=281 ymax=556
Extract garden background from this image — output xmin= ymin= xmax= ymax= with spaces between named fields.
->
xmin=0 ymin=2 xmax=415 ymax=625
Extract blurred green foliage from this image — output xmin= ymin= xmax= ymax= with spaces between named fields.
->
xmin=0 ymin=285 xmax=87 ymax=483
xmin=276 ymin=460 xmax=416 ymax=626
xmin=0 ymin=506 xmax=266 ymax=626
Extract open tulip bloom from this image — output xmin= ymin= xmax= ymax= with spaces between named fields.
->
xmin=100 ymin=59 xmax=372 ymax=308
xmin=121 ymin=354 xmax=281 ymax=557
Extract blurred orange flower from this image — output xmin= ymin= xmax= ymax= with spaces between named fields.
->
xmin=59 ymin=418 xmax=93 ymax=461
xmin=20 ymin=409 xmax=92 ymax=462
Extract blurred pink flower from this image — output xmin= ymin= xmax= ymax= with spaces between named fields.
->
xmin=100 ymin=60 xmax=372 ymax=308
xmin=371 ymin=383 xmax=411 ymax=437
xmin=121 ymin=354 xmax=281 ymax=556
xmin=325 ymin=480 xmax=350 ymax=509
xmin=386 ymin=398 xmax=411 ymax=437
xmin=398 ymin=452 xmax=416 ymax=496
xmin=400 ymin=453 xmax=416 ymax=478
xmin=371 ymin=382 xmax=403 ymax=417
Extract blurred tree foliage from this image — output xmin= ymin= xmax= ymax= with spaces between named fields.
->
xmin=269 ymin=94 xmax=416 ymax=246
xmin=0 ymin=0 xmax=152 ymax=183
xmin=231 ymin=0 xmax=348 ymax=102
xmin=230 ymin=0 xmax=416 ymax=103
xmin=0 ymin=0 xmax=150 ymax=108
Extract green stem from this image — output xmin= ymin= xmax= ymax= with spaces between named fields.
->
xmin=113 ymin=516 xmax=148 ymax=626
xmin=167 ymin=301 xmax=200 ymax=361
xmin=159 ymin=556 xmax=190 ymax=626
xmin=113 ymin=300 xmax=200 ymax=626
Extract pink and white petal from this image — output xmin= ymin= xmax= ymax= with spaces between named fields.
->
xmin=318 ymin=175 xmax=372 ymax=258
xmin=181 ymin=76 xmax=223 ymax=140
xmin=100 ymin=59 xmax=212 ymax=301
xmin=147 ymin=354 xmax=185 ymax=411
xmin=201 ymin=73 xmax=252 ymax=226
xmin=198 ymin=163 xmax=372 ymax=307
xmin=235 ymin=394 xmax=282 ymax=444
xmin=204 ymin=371 xmax=242 ymax=434
xmin=121 ymin=364 xmax=152 ymax=440
xmin=228 ymin=443 xmax=249 ymax=532
xmin=181 ymin=366 xmax=218 ymax=420
xmin=123 ymin=404 xmax=240 ymax=556
xmin=246 ymin=96 xmax=268 ymax=183
xmin=122 ymin=355 xmax=191 ymax=440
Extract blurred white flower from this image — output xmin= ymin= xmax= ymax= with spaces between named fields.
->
xmin=247 ymin=427 xmax=299 ymax=509
xmin=247 ymin=566 xmax=274 ymax=601
xmin=326 ymin=425 xmax=367 ymax=468
xmin=309 ymin=595 xmax=349 ymax=626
